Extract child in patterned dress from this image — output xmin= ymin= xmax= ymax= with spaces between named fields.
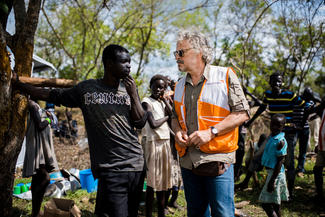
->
xmin=259 ymin=114 xmax=289 ymax=217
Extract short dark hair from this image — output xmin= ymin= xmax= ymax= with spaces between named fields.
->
xmin=102 ymin=44 xmax=129 ymax=65
xmin=149 ymin=74 xmax=167 ymax=88
xmin=272 ymin=113 xmax=286 ymax=124
xmin=270 ymin=72 xmax=283 ymax=80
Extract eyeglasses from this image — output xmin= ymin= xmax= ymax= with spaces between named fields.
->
xmin=173 ymin=48 xmax=193 ymax=57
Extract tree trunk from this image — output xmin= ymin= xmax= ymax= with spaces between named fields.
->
xmin=0 ymin=38 xmax=28 ymax=217
xmin=0 ymin=1 xmax=42 ymax=215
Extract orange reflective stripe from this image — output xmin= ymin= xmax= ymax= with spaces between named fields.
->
xmin=174 ymin=65 xmax=238 ymax=156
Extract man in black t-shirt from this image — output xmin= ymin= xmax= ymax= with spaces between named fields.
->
xmin=14 ymin=45 xmax=147 ymax=217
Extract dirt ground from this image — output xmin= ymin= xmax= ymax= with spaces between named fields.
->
xmin=53 ymin=107 xmax=91 ymax=172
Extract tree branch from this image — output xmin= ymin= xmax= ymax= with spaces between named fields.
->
xmin=242 ymin=0 xmax=279 ymax=75
xmin=13 ymin=0 xmax=27 ymax=37
xmin=174 ymin=0 xmax=211 ymax=17
xmin=23 ymin=0 xmax=42 ymax=43
xmin=41 ymin=5 xmax=75 ymax=60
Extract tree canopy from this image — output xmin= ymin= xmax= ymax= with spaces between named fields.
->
xmin=33 ymin=0 xmax=324 ymax=97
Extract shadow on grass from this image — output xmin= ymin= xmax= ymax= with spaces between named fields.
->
xmin=235 ymin=168 xmax=324 ymax=217
xmin=81 ymin=209 xmax=96 ymax=217
xmin=10 ymin=207 xmax=29 ymax=217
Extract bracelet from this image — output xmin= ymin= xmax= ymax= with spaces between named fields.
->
xmin=45 ymin=117 xmax=51 ymax=124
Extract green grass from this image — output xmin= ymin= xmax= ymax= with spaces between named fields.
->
xmin=12 ymin=154 xmax=324 ymax=216
xmin=12 ymin=188 xmax=187 ymax=217
xmin=235 ymin=152 xmax=324 ymax=217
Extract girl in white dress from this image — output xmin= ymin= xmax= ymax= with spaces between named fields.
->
xmin=142 ymin=75 xmax=173 ymax=217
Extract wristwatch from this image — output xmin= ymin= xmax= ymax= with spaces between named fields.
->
xmin=210 ymin=126 xmax=218 ymax=137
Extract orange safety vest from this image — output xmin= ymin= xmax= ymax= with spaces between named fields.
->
xmin=174 ymin=65 xmax=238 ymax=157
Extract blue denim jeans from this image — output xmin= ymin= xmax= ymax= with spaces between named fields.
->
xmin=181 ymin=165 xmax=234 ymax=217
xmin=297 ymin=127 xmax=310 ymax=173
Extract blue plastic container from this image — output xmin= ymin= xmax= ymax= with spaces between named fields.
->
xmin=79 ymin=169 xmax=98 ymax=193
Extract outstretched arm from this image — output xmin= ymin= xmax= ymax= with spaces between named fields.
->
xmin=14 ymin=80 xmax=51 ymax=101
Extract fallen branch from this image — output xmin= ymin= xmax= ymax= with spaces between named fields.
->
xmin=19 ymin=76 xmax=79 ymax=88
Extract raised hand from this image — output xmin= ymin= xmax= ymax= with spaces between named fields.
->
xmin=122 ymin=75 xmax=137 ymax=98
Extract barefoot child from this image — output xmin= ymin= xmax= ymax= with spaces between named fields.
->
xmin=259 ymin=114 xmax=289 ymax=217
xmin=141 ymin=75 xmax=173 ymax=217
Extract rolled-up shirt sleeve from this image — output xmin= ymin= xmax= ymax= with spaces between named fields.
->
xmin=228 ymin=69 xmax=250 ymax=117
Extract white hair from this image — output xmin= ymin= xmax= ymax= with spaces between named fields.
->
xmin=177 ymin=29 xmax=214 ymax=64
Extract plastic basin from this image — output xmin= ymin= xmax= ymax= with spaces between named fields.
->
xmin=79 ymin=169 xmax=98 ymax=193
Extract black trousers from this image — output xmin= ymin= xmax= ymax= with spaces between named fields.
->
xmin=95 ymin=169 xmax=145 ymax=217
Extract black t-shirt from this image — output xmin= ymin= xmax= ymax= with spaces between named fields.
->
xmin=49 ymin=79 xmax=144 ymax=178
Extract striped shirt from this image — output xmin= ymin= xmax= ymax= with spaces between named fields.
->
xmin=262 ymin=90 xmax=304 ymax=131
